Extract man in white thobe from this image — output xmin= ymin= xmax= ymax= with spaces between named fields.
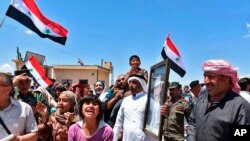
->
xmin=113 ymin=74 xmax=148 ymax=141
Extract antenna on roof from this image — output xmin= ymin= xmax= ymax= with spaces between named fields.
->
xmin=78 ymin=58 xmax=84 ymax=66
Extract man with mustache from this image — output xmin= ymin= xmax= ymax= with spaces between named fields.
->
xmin=187 ymin=59 xmax=250 ymax=141
xmin=106 ymin=74 xmax=128 ymax=127
xmin=160 ymin=81 xmax=192 ymax=141
xmin=113 ymin=74 xmax=148 ymax=141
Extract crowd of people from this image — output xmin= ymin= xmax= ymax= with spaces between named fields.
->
xmin=1 ymin=55 xmax=250 ymax=141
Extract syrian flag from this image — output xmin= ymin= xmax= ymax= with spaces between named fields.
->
xmin=6 ymin=0 xmax=68 ymax=45
xmin=24 ymin=56 xmax=52 ymax=87
xmin=161 ymin=35 xmax=186 ymax=77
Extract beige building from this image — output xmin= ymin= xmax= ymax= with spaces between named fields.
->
xmin=13 ymin=59 xmax=113 ymax=88
xmin=50 ymin=61 xmax=113 ymax=87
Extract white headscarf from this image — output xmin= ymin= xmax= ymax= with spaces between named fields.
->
xmin=128 ymin=76 xmax=148 ymax=93
xmin=93 ymin=81 xmax=107 ymax=102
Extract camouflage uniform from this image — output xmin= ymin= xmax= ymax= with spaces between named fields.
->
xmin=163 ymin=98 xmax=192 ymax=141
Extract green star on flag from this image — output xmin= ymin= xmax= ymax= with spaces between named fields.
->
xmin=6 ymin=0 xmax=68 ymax=45
xmin=44 ymin=29 xmax=51 ymax=34
xmin=27 ymin=11 xmax=31 ymax=16
xmin=176 ymin=57 xmax=179 ymax=62
xmin=161 ymin=35 xmax=186 ymax=77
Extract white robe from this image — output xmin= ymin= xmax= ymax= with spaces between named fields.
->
xmin=113 ymin=91 xmax=147 ymax=141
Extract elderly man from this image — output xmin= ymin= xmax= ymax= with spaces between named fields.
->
xmin=160 ymin=82 xmax=192 ymax=141
xmin=113 ymin=74 xmax=148 ymax=141
xmin=187 ymin=59 xmax=250 ymax=141
xmin=106 ymin=74 xmax=128 ymax=127
xmin=0 ymin=73 xmax=38 ymax=140
xmin=12 ymin=73 xmax=49 ymax=119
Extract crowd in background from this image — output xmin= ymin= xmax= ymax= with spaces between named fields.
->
xmin=1 ymin=56 xmax=250 ymax=141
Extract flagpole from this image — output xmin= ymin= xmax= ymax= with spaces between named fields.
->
xmin=156 ymin=54 xmax=162 ymax=63
xmin=0 ymin=0 xmax=13 ymax=28
xmin=0 ymin=15 xmax=6 ymax=28
xmin=159 ymin=58 xmax=171 ymax=141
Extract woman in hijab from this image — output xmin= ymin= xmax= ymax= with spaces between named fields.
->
xmin=93 ymin=81 xmax=107 ymax=102
xmin=38 ymin=91 xmax=77 ymax=141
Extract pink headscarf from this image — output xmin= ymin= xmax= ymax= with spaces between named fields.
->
xmin=202 ymin=59 xmax=240 ymax=94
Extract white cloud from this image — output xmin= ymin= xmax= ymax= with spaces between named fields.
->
xmin=239 ymin=74 xmax=250 ymax=79
xmin=25 ymin=29 xmax=34 ymax=35
xmin=247 ymin=23 xmax=250 ymax=29
xmin=243 ymin=23 xmax=250 ymax=38
xmin=0 ymin=63 xmax=14 ymax=74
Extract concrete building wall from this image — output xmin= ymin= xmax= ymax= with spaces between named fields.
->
xmin=103 ymin=61 xmax=112 ymax=70
xmin=97 ymin=69 xmax=110 ymax=87
xmin=52 ymin=65 xmax=111 ymax=88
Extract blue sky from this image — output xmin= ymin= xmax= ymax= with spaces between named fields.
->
xmin=1 ymin=0 xmax=250 ymax=86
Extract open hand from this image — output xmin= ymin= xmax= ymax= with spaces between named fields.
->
xmin=36 ymin=102 xmax=48 ymax=116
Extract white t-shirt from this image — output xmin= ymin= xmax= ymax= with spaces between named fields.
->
xmin=239 ymin=91 xmax=250 ymax=104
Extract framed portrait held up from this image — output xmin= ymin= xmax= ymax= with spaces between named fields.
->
xmin=144 ymin=60 xmax=167 ymax=139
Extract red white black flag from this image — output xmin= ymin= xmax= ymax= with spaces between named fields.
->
xmin=6 ymin=0 xmax=68 ymax=45
xmin=25 ymin=56 xmax=52 ymax=87
xmin=161 ymin=35 xmax=186 ymax=77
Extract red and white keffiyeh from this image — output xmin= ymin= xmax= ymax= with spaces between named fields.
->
xmin=202 ymin=59 xmax=240 ymax=94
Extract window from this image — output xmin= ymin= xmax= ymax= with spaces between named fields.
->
xmin=79 ymin=79 xmax=88 ymax=84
